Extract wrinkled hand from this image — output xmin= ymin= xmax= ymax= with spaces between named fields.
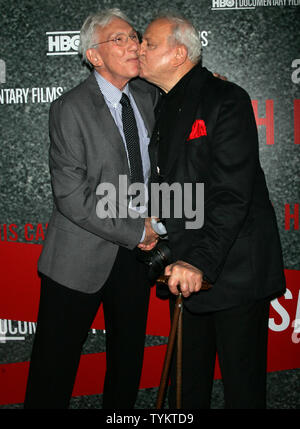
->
xmin=165 ymin=260 xmax=203 ymax=298
xmin=138 ymin=218 xmax=159 ymax=251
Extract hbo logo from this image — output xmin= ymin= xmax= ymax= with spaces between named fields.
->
xmin=212 ymin=0 xmax=235 ymax=7
xmin=47 ymin=32 xmax=80 ymax=55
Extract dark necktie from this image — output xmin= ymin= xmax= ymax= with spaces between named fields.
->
xmin=120 ymin=93 xmax=144 ymax=185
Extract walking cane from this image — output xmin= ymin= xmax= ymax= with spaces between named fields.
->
xmin=155 ymin=275 xmax=211 ymax=409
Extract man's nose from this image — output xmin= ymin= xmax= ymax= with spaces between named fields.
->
xmin=139 ymin=41 xmax=146 ymax=55
xmin=128 ymin=36 xmax=139 ymax=50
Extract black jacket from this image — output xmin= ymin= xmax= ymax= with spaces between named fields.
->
xmin=149 ymin=64 xmax=286 ymax=313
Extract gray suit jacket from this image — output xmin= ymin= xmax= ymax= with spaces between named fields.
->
xmin=38 ymin=73 xmax=158 ymax=293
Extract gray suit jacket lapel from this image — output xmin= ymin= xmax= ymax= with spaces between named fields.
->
xmin=86 ymin=73 xmax=155 ymax=146
xmin=87 ymin=73 xmax=128 ymax=154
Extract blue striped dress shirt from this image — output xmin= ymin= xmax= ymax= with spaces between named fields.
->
xmin=94 ymin=71 xmax=150 ymax=186
xmin=94 ymin=71 xmax=149 ymax=241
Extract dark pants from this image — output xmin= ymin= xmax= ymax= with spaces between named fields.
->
xmin=168 ymin=298 xmax=270 ymax=409
xmin=24 ymin=246 xmax=150 ymax=409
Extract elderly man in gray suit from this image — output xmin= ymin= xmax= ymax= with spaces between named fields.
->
xmin=24 ymin=9 xmax=159 ymax=409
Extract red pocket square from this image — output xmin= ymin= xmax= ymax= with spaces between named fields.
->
xmin=187 ymin=119 xmax=207 ymax=141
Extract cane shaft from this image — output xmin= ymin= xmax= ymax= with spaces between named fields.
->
xmin=176 ymin=303 xmax=183 ymax=409
xmin=156 ymin=294 xmax=182 ymax=409
xmin=156 ymin=274 xmax=210 ymax=408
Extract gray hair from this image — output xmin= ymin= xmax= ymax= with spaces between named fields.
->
xmin=152 ymin=10 xmax=201 ymax=64
xmin=78 ymin=8 xmax=131 ymax=65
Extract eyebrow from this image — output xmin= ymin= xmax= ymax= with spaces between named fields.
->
xmin=107 ymin=29 xmax=137 ymax=38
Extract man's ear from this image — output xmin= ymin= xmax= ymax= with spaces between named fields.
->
xmin=172 ymin=44 xmax=188 ymax=67
xmin=86 ymin=48 xmax=103 ymax=68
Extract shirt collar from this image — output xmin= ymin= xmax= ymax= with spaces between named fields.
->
xmin=94 ymin=70 xmax=130 ymax=109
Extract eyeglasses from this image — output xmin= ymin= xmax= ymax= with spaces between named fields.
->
xmin=92 ymin=32 xmax=140 ymax=48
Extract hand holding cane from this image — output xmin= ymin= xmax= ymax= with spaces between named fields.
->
xmin=156 ymin=275 xmax=211 ymax=291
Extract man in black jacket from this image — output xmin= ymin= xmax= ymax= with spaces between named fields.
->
xmin=139 ymin=12 xmax=286 ymax=408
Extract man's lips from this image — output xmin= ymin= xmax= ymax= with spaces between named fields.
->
xmin=126 ymin=57 xmax=139 ymax=63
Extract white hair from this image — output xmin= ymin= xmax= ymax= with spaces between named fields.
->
xmin=152 ymin=11 xmax=202 ymax=64
xmin=78 ymin=8 xmax=130 ymax=66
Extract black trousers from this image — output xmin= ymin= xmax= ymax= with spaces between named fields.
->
xmin=24 ymin=246 xmax=150 ymax=409
xmin=168 ymin=298 xmax=270 ymax=409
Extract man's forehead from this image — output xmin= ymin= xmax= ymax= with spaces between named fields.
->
xmin=144 ymin=19 xmax=173 ymax=38
xmin=100 ymin=17 xmax=133 ymax=36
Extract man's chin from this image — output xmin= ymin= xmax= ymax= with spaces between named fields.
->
xmin=128 ymin=68 xmax=140 ymax=79
xmin=138 ymin=67 xmax=147 ymax=79
xmin=138 ymin=64 xmax=154 ymax=83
